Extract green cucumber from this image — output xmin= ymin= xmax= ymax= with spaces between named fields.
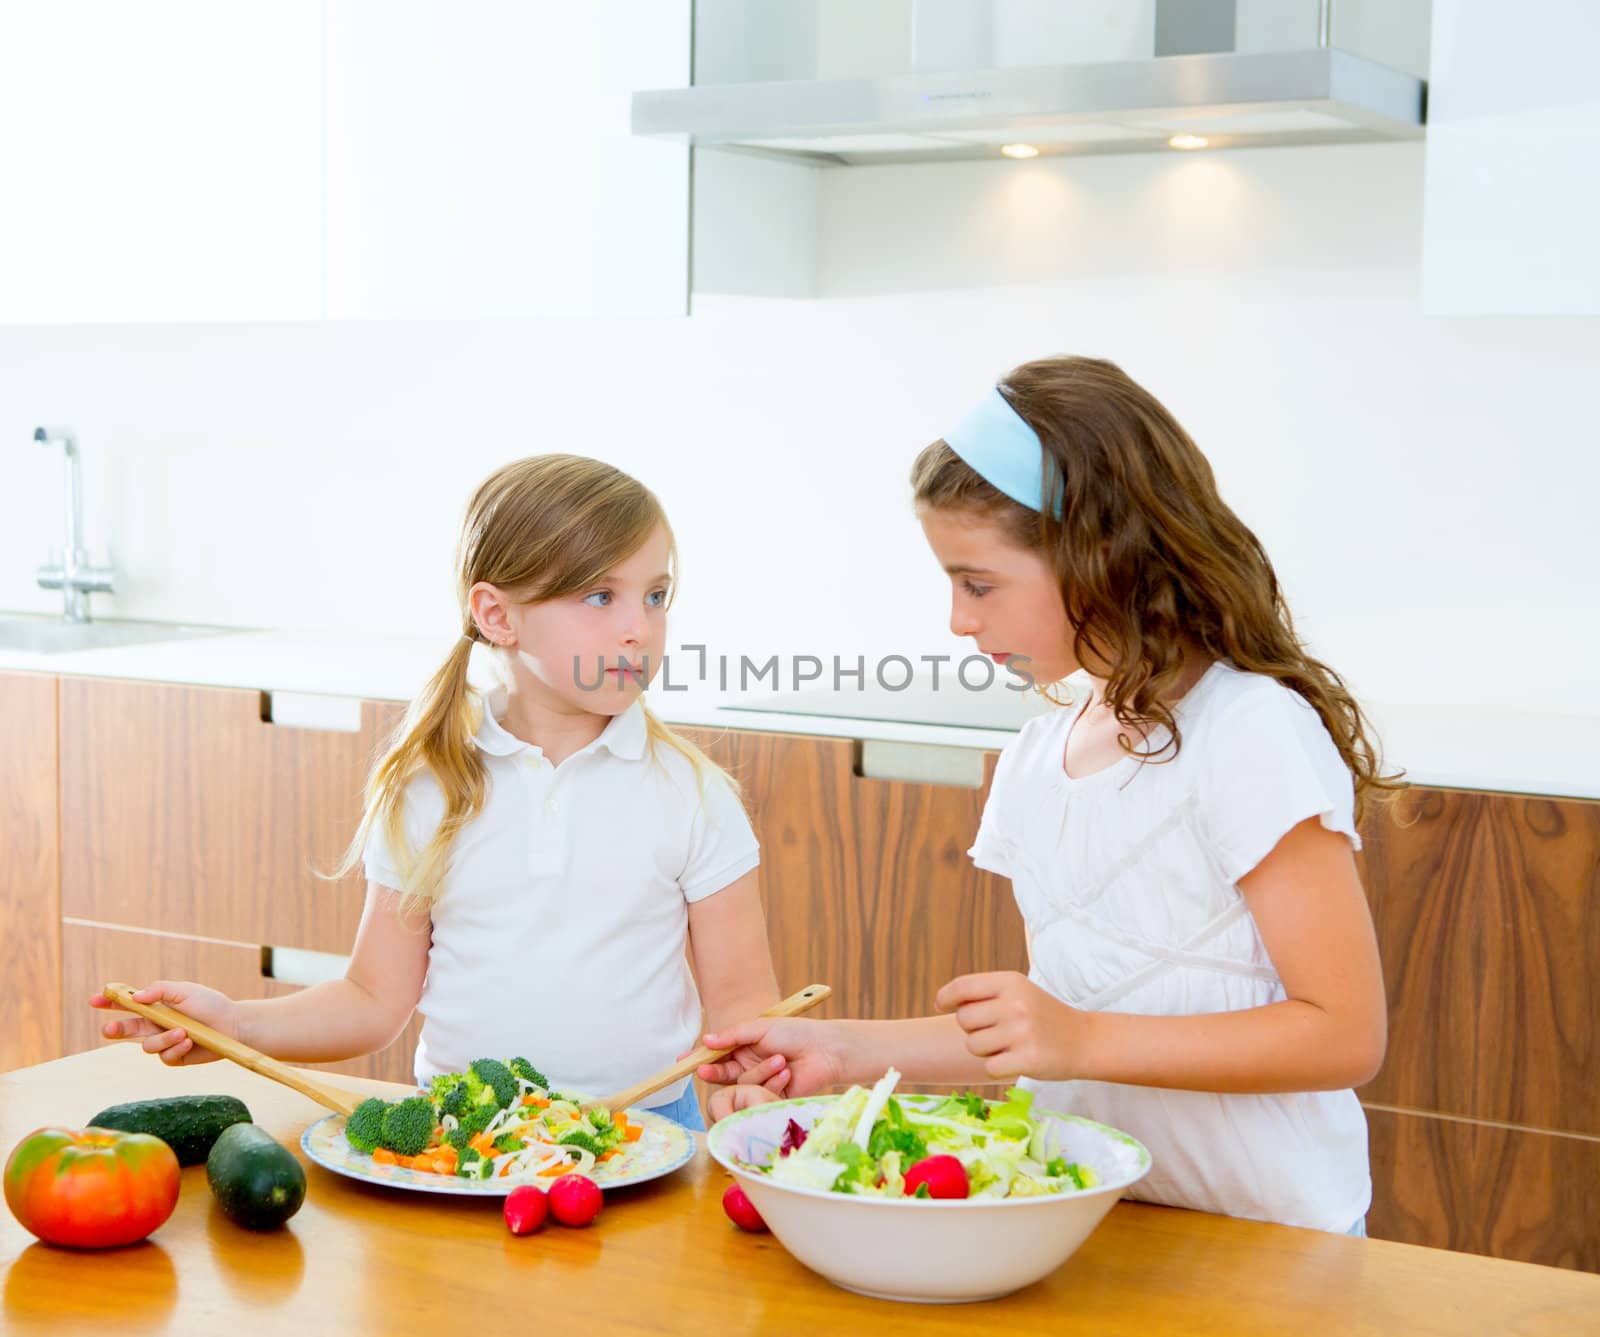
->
xmin=206 ymin=1123 xmax=306 ymax=1230
xmin=88 ymin=1094 xmax=253 ymax=1167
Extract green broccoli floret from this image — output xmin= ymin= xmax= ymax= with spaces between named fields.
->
xmin=508 ymin=1056 xmax=549 ymax=1090
xmin=454 ymin=1152 xmax=493 ymax=1180
xmin=469 ymin=1058 xmax=518 ymax=1109
xmin=557 ymin=1129 xmax=607 ymax=1158
xmin=453 ymin=1103 xmax=498 ymax=1139
xmin=493 ymin=1132 xmax=524 ymax=1154
xmin=345 ymin=1098 xmax=390 ymax=1154
xmin=453 ymin=1144 xmax=483 ymax=1175
xmin=586 ymin=1107 xmax=615 ymax=1134
xmin=430 ymin=1072 xmax=473 ymax=1118
xmin=379 ymin=1096 xmax=437 ymax=1157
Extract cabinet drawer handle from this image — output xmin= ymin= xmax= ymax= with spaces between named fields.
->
xmin=262 ymin=944 xmax=351 ymax=987
xmin=259 ymin=691 xmax=363 ymax=732
xmin=853 ymin=739 xmax=985 ymax=788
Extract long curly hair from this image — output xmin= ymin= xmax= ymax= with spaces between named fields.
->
xmin=911 ymin=356 xmax=1401 ymax=821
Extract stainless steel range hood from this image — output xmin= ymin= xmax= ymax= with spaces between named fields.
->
xmin=633 ymin=1 xmax=1426 ymax=166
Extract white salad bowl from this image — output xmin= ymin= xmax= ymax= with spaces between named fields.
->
xmin=707 ymin=1092 xmax=1151 ymax=1304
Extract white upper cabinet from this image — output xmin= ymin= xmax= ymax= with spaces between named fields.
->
xmin=1422 ymin=0 xmax=1600 ymax=314
xmin=0 ymin=1 xmax=689 ymax=323
xmin=0 ymin=2 xmax=324 ymax=322
xmin=323 ymin=0 xmax=689 ymax=319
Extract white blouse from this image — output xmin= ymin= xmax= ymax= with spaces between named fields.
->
xmin=365 ymin=687 xmax=759 ymax=1106
xmin=969 ymin=661 xmax=1371 ymax=1231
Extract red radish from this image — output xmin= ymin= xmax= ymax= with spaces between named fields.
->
xmin=503 ymin=1184 xmax=549 ymax=1235
xmin=547 ymin=1174 xmax=604 ymax=1227
xmin=722 ymin=1182 xmax=768 ymax=1233
xmin=903 ymin=1154 xmax=969 ymax=1200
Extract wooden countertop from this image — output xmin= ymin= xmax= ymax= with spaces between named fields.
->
xmin=3 ymin=1045 xmax=1596 ymax=1336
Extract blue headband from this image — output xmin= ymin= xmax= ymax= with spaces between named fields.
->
xmin=944 ymin=388 xmax=1056 ymax=515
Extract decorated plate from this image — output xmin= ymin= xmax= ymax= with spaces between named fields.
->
xmin=300 ymin=1104 xmax=696 ymax=1197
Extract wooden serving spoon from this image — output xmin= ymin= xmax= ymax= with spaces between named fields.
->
xmin=102 ymin=980 xmax=832 ymax=1120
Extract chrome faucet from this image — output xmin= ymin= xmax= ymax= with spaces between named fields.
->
xmin=34 ymin=425 xmax=115 ymax=623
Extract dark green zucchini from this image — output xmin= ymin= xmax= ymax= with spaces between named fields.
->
xmin=206 ymin=1123 xmax=306 ymax=1230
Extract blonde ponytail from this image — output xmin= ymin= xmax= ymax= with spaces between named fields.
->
xmin=330 ymin=628 xmax=488 ymax=913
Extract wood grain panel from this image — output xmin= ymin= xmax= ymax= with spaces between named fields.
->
xmin=0 ymin=672 xmax=61 ymax=1071
xmin=678 ymin=726 xmax=1027 ymax=1031
xmin=1366 ymin=1106 xmax=1600 ymax=1272
xmin=60 ymin=920 xmax=423 ymax=1085
xmin=59 ymin=677 xmax=406 ymax=952
xmin=1358 ymin=787 xmax=1600 ymax=1134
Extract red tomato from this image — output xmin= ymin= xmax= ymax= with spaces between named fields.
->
xmin=4 ymin=1127 xmax=180 ymax=1249
xmin=546 ymin=1174 xmax=603 ymax=1227
xmin=503 ymin=1184 xmax=549 ymax=1235
xmin=722 ymin=1182 xmax=768 ymax=1232
xmin=903 ymin=1154 xmax=969 ymax=1200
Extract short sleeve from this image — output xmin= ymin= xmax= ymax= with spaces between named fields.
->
xmin=968 ymin=739 xmax=1022 ymax=878
xmin=1198 ymin=684 xmax=1362 ymax=886
xmin=679 ymin=771 xmax=761 ymax=903
xmin=361 ymin=773 xmax=445 ymax=893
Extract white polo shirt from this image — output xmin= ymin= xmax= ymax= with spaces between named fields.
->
xmin=363 ymin=686 xmax=760 ymax=1106
xmin=969 ymin=662 xmax=1371 ymax=1232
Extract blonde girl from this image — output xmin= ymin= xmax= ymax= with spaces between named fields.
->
xmin=701 ymin=357 xmax=1394 ymax=1228
xmin=93 ymin=454 xmax=783 ymax=1129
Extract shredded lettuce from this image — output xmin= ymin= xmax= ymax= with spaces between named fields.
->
xmin=762 ymin=1074 xmax=1098 ymax=1200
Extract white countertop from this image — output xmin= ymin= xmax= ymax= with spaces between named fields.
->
xmin=0 ymin=621 xmax=1594 ymax=801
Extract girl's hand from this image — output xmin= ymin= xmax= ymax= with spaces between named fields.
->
xmin=88 ymin=981 xmax=242 ymax=1066
xmin=710 ymin=1068 xmax=790 ymax=1125
xmin=696 ymin=1018 xmax=846 ymax=1098
xmin=934 ymin=971 xmax=1087 ymax=1082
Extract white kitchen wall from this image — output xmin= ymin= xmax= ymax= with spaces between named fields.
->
xmin=2 ymin=138 xmax=1596 ymax=715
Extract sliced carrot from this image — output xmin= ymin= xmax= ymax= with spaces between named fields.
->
xmin=531 ymin=1096 xmax=551 ymax=1109
xmin=372 ymin=1147 xmax=398 ymax=1165
xmin=599 ymin=1150 xmax=619 ymax=1162
xmin=537 ymin=1161 xmax=569 ymax=1177
xmin=623 ymin=1125 xmax=644 ymax=1142
xmin=430 ymin=1157 xmax=454 ymax=1175
xmin=469 ymin=1132 xmax=497 ymax=1156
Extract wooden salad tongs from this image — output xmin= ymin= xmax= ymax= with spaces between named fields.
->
xmin=101 ymin=982 xmax=366 ymax=1117
xmin=103 ymin=980 xmax=832 ymax=1119
xmin=593 ymin=982 xmax=832 ymax=1115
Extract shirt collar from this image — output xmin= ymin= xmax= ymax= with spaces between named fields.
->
xmin=471 ymin=686 xmax=648 ymax=763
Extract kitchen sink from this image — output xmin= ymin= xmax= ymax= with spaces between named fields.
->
xmin=0 ymin=615 xmax=239 ymax=655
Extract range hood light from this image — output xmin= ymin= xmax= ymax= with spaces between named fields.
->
xmin=1000 ymin=143 xmax=1040 ymax=159
xmin=1168 ymin=133 xmax=1210 ymax=150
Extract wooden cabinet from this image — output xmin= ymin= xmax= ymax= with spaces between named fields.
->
xmin=0 ymin=672 xmax=61 ymax=1072
xmin=58 ymin=677 xmax=403 ymax=951
xmin=1356 ymin=787 xmax=1600 ymax=1271
xmin=59 ymin=921 xmax=421 ymax=1085
xmin=53 ymin=676 xmax=412 ymax=1083
xmin=678 ymin=728 xmax=1026 ymax=1027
